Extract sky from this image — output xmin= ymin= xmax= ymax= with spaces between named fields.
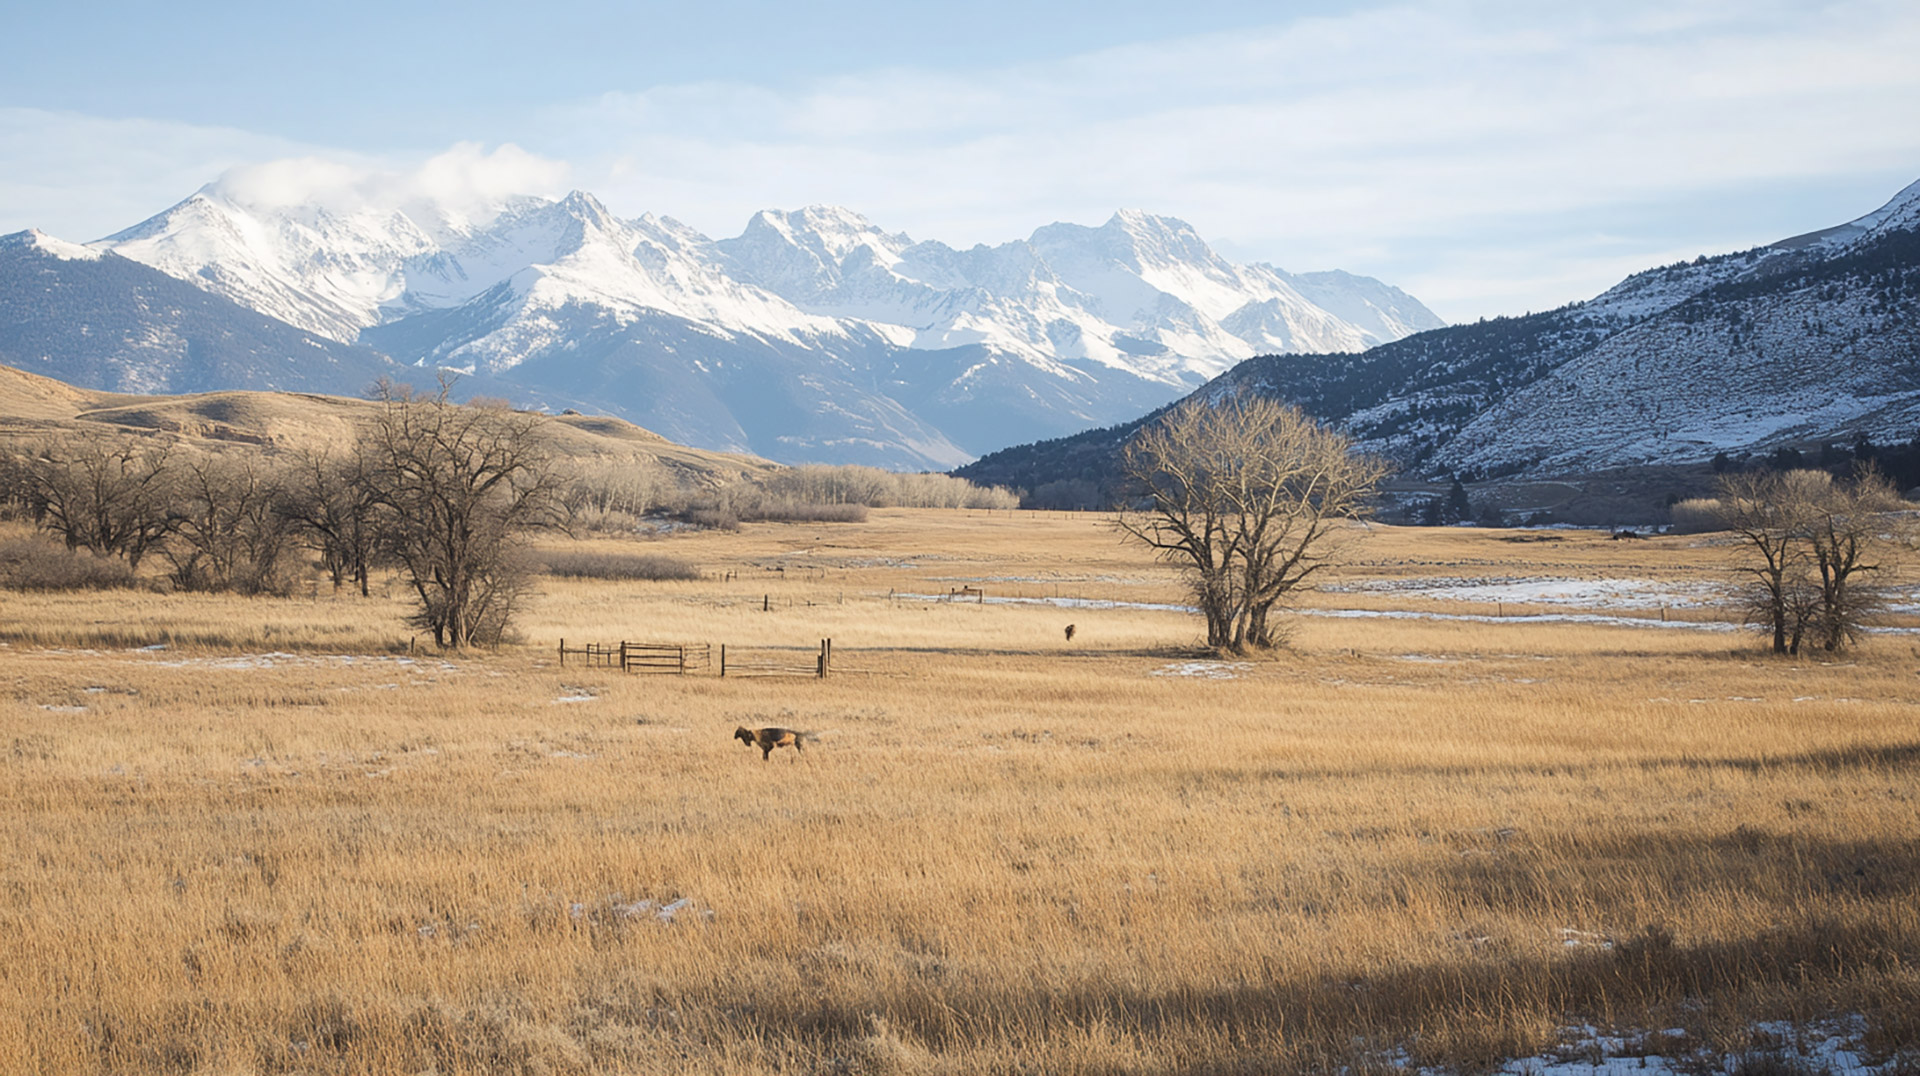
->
xmin=4 ymin=0 xmax=1919 ymax=322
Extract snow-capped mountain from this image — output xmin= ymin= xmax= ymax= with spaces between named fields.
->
xmin=0 ymin=228 xmax=592 ymax=408
xmin=1231 ymin=178 xmax=1920 ymax=477
xmin=76 ymin=185 xmax=1439 ymax=468
xmin=958 ymin=177 xmax=1920 ymax=496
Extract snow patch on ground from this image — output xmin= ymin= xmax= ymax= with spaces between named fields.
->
xmin=1151 ymin=661 xmax=1251 ymax=679
xmin=1459 ymin=1017 xmax=1901 ymax=1075
xmin=1300 ymin=608 xmax=1740 ymax=633
xmin=897 ymin=592 xmax=1194 ymax=613
xmin=1328 ymin=576 xmax=1725 ymax=610
xmin=568 ymin=894 xmax=711 ymax=927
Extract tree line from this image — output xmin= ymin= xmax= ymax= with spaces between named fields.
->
xmin=0 ymin=384 xmax=1025 ymax=648
xmin=0 ymin=383 xmax=559 ymax=647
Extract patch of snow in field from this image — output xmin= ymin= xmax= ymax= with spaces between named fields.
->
xmin=39 ymin=704 xmax=87 ymax=713
xmin=1301 ymin=608 xmax=1741 ymax=632
xmin=898 ymin=588 xmax=1920 ymax=636
xmin=898 ymin=592 xmax=1195 ymax=613
xmin=931 ymin=574 xmax=1153 ymax=585
xmin=553 ymin=690 xmax=597 ymax=704
xmin=1484 ymin=1019 xmax=1895 ymax=1075
xmin=1559 ymin=928 xmax=1613 ymax=950
xmin=1330 ymin=576 xmax=1725 ymax=610
xmin=1152 ymin=661 xmax=1251 ymax=679
xmin=1378 ymin=1017 xmax=1903 ymax=1075
xmin=570 ymin=895 xmax=711 ymax=926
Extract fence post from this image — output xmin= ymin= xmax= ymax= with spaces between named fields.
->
xmin=816 ymin=639 xmax=825 ymax=679
xmin=559 ymin=638 xmax=565 ymax=667
xmin=763 ymin=594 xmax=770 ymax=612
xmin=825 ymin=637 xmax=832 ymax=677
xmin=720 ymin=645 xmax=727 ymax=677
xmin=678 ymin=645 xmax=686 ymax=675
xmin=619 ymin=640 xmax=629 ymax=672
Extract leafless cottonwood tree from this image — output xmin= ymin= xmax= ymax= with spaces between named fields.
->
xmin=280 ymin=447 xmax=382 ymax=595
xmin=163 ymin=453 xmax=296 ymax=594
xmin=1118 ymin=394 xmax=1387 ymax=653
xmin=1803 ymin=468 xmax=1906 ymax=651
xmin=1715 ymin=467 xmax=1908 ymax=654
xmin=364 ymin=380 xmax=561 ymax=648
xmin=14 ymin=433 xmax=176 ymax=570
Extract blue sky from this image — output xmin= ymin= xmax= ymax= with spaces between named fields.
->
xmin=4 ymin=0 xmax=1919 ymax=322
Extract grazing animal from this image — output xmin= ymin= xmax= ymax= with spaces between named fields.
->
xmin=734 ymin=726 xmax=816 ymax=761
xmin=1064 ymin=624 xmax=1077 ymax=643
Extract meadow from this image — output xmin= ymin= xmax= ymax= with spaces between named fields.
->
xmin=1 ymin=510 xmax=1916 ymax=1074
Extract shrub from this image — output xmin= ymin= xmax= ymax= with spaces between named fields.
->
xmin=738 ymin=499 xmax=869 ymax=523
xmin=0 ymin=537 xmax=139 ymax=591
xmin=1668 ymin=498 xmax=1723 ymax=534
xmin=759 ymin=464 xmax=1018 ymax=509
xmin=685 ymin=507 xmax=741 ymax=531
xmin=538 ymin=549 xmax=702 ymax=581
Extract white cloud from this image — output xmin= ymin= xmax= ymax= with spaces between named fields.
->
xmin=5 ymin=0 xmax=1919 ymax=319
xmin=0 ymin=108 xmax=317 ymax=241
xmin=0 ymin=113 xmax=570 ymax=242
xmin=208 ymin=142 xmax=571 ymax=221
xmin=544 ymin=0 xmax=1920 ymax=318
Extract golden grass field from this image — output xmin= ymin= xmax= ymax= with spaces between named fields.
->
xmin=2 ymin=510 xmax=1917 ymax=1074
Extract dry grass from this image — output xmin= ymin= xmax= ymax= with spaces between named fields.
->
xmin=1 ymin=511 xmax=1916 ymax=1074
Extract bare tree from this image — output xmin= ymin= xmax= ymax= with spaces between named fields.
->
xmin=15 ymin=433 xmax=176 ymax=570
xmin=1118 ymin=394 xmax=1387 ymax=652
xmin=363 ymin=381 xmax=561 ymax=648
xmin=280 ymin=446 xmax=382 ymax=595
xmin=1805 ymin=467 xmax=1906 ymax=651
xmin=163 ymin=452 xmax=295 ymax=594
xmin=1715 ymin=467 xmax=1908 ymax=654
xmin=1714 ymin=469 xmax=1820 ymax=654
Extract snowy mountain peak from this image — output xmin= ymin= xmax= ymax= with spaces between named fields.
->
xmin=1 ymin=228 xmax=104 ymax=261
xmin=76 ymin=182 xmax=1444 ymax=467
xmin=555 ymin=189 xmax=618 ymax=230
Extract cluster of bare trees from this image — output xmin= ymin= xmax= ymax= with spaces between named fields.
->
xmin=1 ymin=383 xmax=562 ymax=647
xmin=1118 ymin=394 xmax=1389 ymax=653
xmin=1713 ymin=467 xmax=1912 ymax=654
xmin=762 ymin=464 xmax=1020 ymax=510
xmin=2 ymin=437 xmax=340 ymax=596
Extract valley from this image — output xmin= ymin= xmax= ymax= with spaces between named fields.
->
xmin=2 ymin=510 xmax=1916 ymax=1074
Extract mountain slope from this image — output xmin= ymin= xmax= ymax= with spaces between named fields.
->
xmin=0 ymin=229 xmax=412 ymax=396
xmin=958 ymin=178 xmax=1920 ymax=496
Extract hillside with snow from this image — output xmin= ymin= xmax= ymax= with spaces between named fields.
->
xmin=958 ymin=178 xmax=1920 ymax=499
xmin=60 ymin=184 xmax=1441 ymax=468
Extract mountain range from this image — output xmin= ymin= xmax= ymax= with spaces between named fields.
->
xmin=0 ymin=185 xmax=1440 ymax=470
xmin=958 ymin=178 xmax=1920 ymax=504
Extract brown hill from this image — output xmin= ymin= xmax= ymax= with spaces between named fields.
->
xmin=0 ymin=362 xmax=774 ymax=487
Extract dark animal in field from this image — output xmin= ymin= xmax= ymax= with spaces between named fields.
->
xmin=1064 ymin=624 xmax=1077 ymax=642
xmin=734 ymin=726 xmax=816 ymax=760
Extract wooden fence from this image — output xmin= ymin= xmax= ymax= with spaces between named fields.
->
xmin=719 ymin=638 xmax=834 ymax=679
xmin=557 ymin=639 xmax=712 ymax=674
